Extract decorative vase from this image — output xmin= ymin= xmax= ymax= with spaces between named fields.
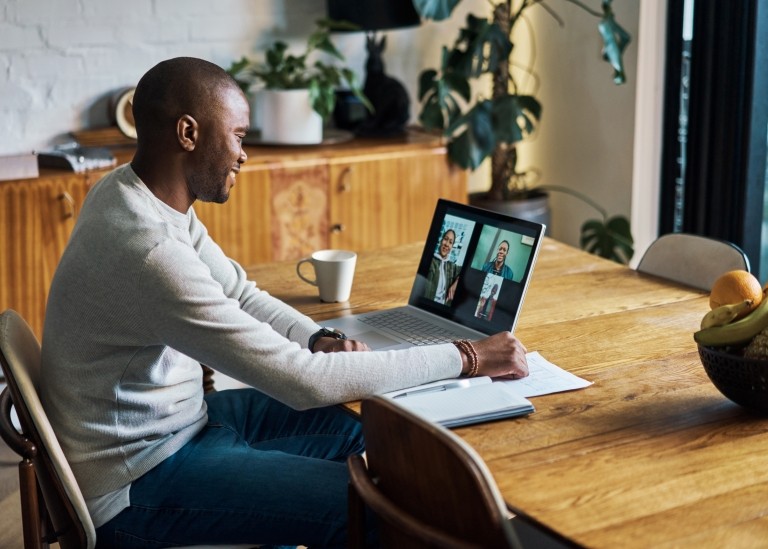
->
xmin=257 ymin=89 xmax=323 ymax=145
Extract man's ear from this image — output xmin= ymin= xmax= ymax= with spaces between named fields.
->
xmin=177 ymin=114 xmax=198 ymax=151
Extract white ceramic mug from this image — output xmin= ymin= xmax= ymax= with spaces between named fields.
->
xmin=296 ymin=250 xmax=357 ymax=302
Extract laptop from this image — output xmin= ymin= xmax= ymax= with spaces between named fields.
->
xmin=323 ymin=199 xmax=546 ymax=350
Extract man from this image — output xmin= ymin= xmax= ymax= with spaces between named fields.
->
xmin=40 ymin=57 xmax=529 ymax=548
xmin=482 ymin=240 xmax=515 ymax=280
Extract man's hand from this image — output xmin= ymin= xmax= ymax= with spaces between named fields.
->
xmin=312 ymin=337 xmax=370 ymax=353
xmin=467 ymin=332 xmax=528 ymax=379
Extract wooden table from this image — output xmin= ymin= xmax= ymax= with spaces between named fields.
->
xmin=246 ymin=239 xmax=768 ymax=548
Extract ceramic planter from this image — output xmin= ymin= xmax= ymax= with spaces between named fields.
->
xmin=257 ymin=89 xmax=322 ymax=145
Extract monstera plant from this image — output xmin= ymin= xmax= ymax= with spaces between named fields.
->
xmin=412 ymin=0 xmax=634 ymax=263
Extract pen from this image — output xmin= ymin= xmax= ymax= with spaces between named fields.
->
xmin=391 ymin=379 xmax=471 ymax=399
xmin=392 ymin=385 xmax=448 ymax=399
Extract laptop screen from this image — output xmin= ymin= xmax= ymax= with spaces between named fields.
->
xmin=408 ymin=199 xmax=545 ymax=336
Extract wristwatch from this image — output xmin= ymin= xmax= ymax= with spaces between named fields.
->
xmin=308 ymin=327 xmax=348 ymax=351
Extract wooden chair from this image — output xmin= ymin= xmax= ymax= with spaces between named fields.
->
xmin=0 ymin=309 xmax=94 ymax=549
xmin=0 ymin=309 xmax=254 ymax=549
xmin=636 ymin=233 xmax=750 ymax=291
xmin=348 ymin=395 xmax=577 ymax=548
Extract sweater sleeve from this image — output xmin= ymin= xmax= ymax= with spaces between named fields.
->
xmin=139 ymin=238 xmax=462 ymax=410
xmin=188 ymin=208 xmax=319 ymax=346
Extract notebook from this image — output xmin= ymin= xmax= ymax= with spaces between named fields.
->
xmin=323 ymin=199 xmax=546 ymax=350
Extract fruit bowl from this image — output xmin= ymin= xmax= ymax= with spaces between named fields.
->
xmin=698 ymin=344 xmax=768 ymax=414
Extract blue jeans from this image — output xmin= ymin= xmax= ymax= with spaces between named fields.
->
xmin=95 ymin=388 xmax=370 ymax=548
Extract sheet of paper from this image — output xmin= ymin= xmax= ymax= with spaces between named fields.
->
xmin=381 ymin=352 xmax=590 ymax=401
xmin=501 ymin=351 xmax=592 ymax=398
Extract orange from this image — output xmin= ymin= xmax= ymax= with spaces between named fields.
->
xmin=709 ymin=270 xmax=763 ymax=315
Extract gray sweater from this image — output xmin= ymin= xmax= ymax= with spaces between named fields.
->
xmin=40 ymin=164 xmax=460 ymax=524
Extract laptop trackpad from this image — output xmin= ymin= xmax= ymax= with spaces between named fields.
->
xmin=354 ymin=331 xmax=402 ymax=350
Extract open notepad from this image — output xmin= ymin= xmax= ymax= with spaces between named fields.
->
xmin=381 ymin=352 xmax=591 ymax=428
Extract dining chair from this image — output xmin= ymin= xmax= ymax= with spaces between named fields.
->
xmin=348 ymin=395 xmax=576 ymax=548
xmin=0 ymin=309 xmax=255 ymax=549
xmin=635 ymin=232 xmax=750 ymax=291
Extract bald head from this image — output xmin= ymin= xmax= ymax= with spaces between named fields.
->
xmin=132 ymin=57 xmax=241 ymax=144
xmin=129 ymin=57 xmax=250 ymax=212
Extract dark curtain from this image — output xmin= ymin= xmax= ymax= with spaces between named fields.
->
xmin=659 ymin=0 xmax=768 ymax=279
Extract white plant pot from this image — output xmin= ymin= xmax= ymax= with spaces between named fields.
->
xmin=257 ymin=89 xmax=323 ymax=145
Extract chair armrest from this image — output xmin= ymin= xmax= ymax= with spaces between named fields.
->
xmin=0 ymin=387 xmax=37 ymax=459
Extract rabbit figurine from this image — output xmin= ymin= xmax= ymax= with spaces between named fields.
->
xmin=357 ymin=34 xmax=411 ymax=136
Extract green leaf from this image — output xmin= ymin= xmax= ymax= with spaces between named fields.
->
xmin=449 ymin=16 xmax=511 ymax=78
xmin=419 ymin=99 xmax=446 ymax=130
xmin=225 ymin=56 xmax=253 ymax=93
xmin=340 ymin=68 xmax=372 ymax=112
xmin=417 ymin=65 xmax=467 ymax=132
xmin=516 ymin=95 xmax=543 ymax=122
xmin=598 ymin=0 xmax=631 ymax=84
xmin=446 ymin=100 xmax=496 ymax=170
xmin=308 ymin=79 xmax=336 ymax=120
xmin=311 ymin=32 xmax=344 ymax=60
xmin=448 ymin=130 xmax=487 ymax=170
xmin=492 ymin=94 xmax=541 ymax=143
xmin=412 ymin=0 xmax=461 ymax=21
xmin=580 ymin=215 xmax=634 ymax=263
xmin=418 ymin=69 xmax=438 ymax=101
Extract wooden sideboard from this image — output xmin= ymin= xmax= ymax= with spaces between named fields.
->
xmin=0 ymin=132 xmax=467 ymax=337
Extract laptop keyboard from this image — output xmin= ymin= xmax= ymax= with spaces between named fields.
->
xmin=359 ymin=310 xmax=466 ymax=346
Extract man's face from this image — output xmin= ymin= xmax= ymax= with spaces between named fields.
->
xmin=188 ymin=85 xmax=249 ymax=204
xmin=496 ymin=242 xmax=509 ymax=263
xmin=440 ymin=231 xmax=455 ymax=258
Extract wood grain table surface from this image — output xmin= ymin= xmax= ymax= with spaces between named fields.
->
xmin=246 ymin=238 xmax=768 ymax=548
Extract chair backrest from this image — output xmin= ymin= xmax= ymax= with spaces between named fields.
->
xmin=635 ymin=233 xmax=750 ymax=291
xmin=0 ymin=309 xmax=96 ymax=549
xmin=348 ymin=395 xmax=521 ymax=548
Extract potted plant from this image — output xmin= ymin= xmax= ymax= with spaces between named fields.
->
xmin=412 ymin=0 xmax=633 ymax=262
xmin=228 ymin=19 xmax=371 ymax=144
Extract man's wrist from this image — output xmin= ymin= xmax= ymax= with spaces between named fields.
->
xmin=308 ymin=327 xmax=347 ymax=352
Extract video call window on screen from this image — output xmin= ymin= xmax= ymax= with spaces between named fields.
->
xmin=423 ymin=217 xmax=535 ymax=304
xmin=414 ymin=201 xmax=543 ymax=335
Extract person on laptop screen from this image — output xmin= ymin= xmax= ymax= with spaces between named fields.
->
xmin=482 ymin=239 xmax=515 ymax=280
xmin=39 ymin=57 xmax=529 ymax=549
xmin=424 ymin=228 xmax=462 ymax=305
xmin=476 ymin=281 xmax=500 ymax=321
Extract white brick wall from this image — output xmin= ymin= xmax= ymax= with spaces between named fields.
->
xmin=0 ymin=0 xmax=484 ymax=156
xmin=0 ymin=0 xmax=338 ymax=154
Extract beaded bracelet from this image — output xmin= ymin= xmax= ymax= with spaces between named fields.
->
xmin=453 ymin=339 xmax=479 ymax=377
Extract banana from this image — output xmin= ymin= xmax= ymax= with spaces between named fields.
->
xmin=700 ymin=299 xmax=754 ymax=329
xmin=695 ymin=295 xmax=768 ymax=346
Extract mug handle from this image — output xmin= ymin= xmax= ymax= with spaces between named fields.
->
xmin=296 ymin=258 xmax=318 ymax=286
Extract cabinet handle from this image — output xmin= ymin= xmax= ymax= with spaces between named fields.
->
xmin=330 ymin=223 xmax=345 ymax=234
xmin=337 ymin=167 xmax=352 ymax=192
xmin=58 ymin=192 xmax=75 ymax=219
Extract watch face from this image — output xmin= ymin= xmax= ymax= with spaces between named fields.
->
xmin=322 ymin=328 xmax=347 ymax=340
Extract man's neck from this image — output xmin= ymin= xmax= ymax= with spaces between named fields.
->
xmin=130 ymin=158 xmax=193 ymax=213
